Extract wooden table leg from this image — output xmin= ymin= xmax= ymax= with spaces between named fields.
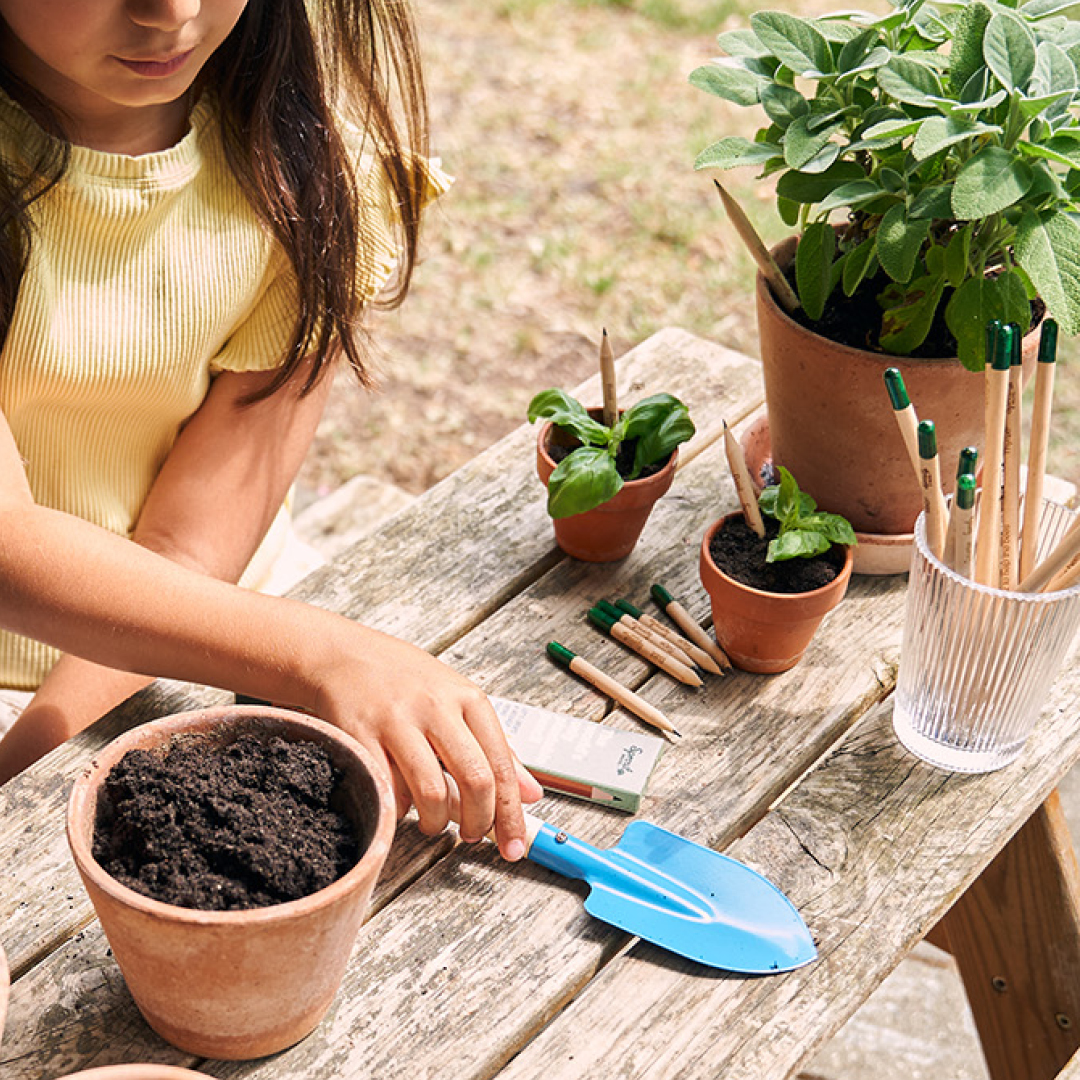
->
xmin=936 ymin=790 xmax=1080 ymax=1080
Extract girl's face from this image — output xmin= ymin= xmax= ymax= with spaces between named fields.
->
xmin=0 ymin=0 xmax=250 ymax=151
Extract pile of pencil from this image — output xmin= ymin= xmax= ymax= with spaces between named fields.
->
xmin=884 ymin=318 xmax=1080 ymax=593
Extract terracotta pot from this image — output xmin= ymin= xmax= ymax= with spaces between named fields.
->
xmin=66 ymin=706 xmax=396 ymax=1061
xmin=0 ymin=941 xmax=8 ymax=1050
xmin=757 ymin=237 xmax=1039 ymax=536
xmin=536 ymin=411 xmax=678 ymax=562
xmin=699 ymin=513 xmax=854 ymax=674
xmin=57 ymin=1067 xmax=213 ymax=1079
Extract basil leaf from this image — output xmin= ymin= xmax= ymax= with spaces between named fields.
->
xmin=546 ymin=448 xmax=623 ymax=519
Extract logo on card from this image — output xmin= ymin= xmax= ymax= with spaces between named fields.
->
xmin=616 ymin=745 xmax=643 ymax=775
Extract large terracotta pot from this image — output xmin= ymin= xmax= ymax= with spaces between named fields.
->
xmin=757 ymin=237 xmax=1039 ymax=536
xmin=66 ymin=706 xmax=396 ymax=1061
xmin=699 ymin=513 xmax=854 ymax=674
xmin=536 ymin=411 xmax=678 ymax=562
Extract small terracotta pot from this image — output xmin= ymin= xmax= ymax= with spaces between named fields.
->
xmin=0 ymin=940 xmax=8 ymax=1050
xmin=699 ymin=513 xmax=854 ymax=674
xmin=536 ymin=411 xmax=678 ymax=562
xmin=757 ymin=236 xmax=1039 ymax=536
xmin=66 ymin=706 xmax=396 ymax=1061
xmin=56 ymin=1067 xmax=213 ymax=1079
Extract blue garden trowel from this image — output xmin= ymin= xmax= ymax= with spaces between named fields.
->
xmin=516 ymin=811 xmax=816 ymax=974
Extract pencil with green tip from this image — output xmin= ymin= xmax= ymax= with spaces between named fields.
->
xmin=884 ymin=367 xmax=922 ymax=486
xmin=918 ymin=420 xmax=947 ymax=560
xmin=945 ymin=474 xmax=977 ymax=578
xmin=1018 ymin=514 xmax=1080 ymax=594
xmin=975 ymin=321 xmax=1010 ymax=586
xmin=595 ymin=600 xmax=698 ymax=672
xmin=545 ymin=641 xmax=681 ymax=739
xmin=613 ymin=598 xmax=723 ymax=675
xmin=1000 ymin=323 xmax=1023 ymax=589
xmin=650 ymin=583 xmax=731 ymax=671
xmin=588 ymin=606 xmax=702 ymax=687
xmin=1020 ymin=319 xmax=1058 ymax=581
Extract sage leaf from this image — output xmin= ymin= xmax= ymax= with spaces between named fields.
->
xmin=912 ymin=116 xmax=1000 ymax=161
xmin=794 ymin=221 xmax=836 ymax=321
xmin=750 ymin=11 xmax=833 ymax=76
xmin=1015 ymin=209 xmax=1080 ymax=336
xmin=775 ymin=160 xmax=865 ymax=204
xmin=694 ymin=137 xmax=779 ymax=171
xmin=689 ymin=62 xmax=764 ymax=108
xmin=877 ymin=205 xmax=931 ymax=284
xmin=841 ymin=235 xmax=878 ymax=296
xmin=950 ymin=2 xmax=992 ymax=95
xmin=877 ymin=57 xmax=944 ymax=106
xmin=952 ymin=146 xmax=1033 ymax=219
xmin=984 ymin=11 xmax=1037 ymax=92
xmin=879 ymin=272 xmax=947 ymax=353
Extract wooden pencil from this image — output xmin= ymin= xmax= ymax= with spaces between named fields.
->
xmin=723 ymin=420 xmax=766 ymax=537
xmin=884 ymin=367 xmax=922 ymax=489
xmin=650 ymin=583 xmax=732 ymax=671
xmin=945 ymin=474 xmax=977 ymax=578
xmin=596 ymin=600 xmax=699 ymax=672
xmin=545 ymin=641 xmax=681 ymax=739
xmin=599 ymin=328 xmax=618 ymax=429
xmin=1020 ymin=319 xmax=1058 ymax=581
xmin=1018 ymin=515 xmax=1080 ymax=594
xmin=613 ymin=599 xmax=723 ymax=675
xmin=588 ymin=607 xmax=703 ymax=687
xmin=1000 ymin=324 xmax=1023 ymax=589
xmin=918 ymin=420 xmax=947 ymax=561
xmin=975 ymin=322 xmax=1010 ymax=586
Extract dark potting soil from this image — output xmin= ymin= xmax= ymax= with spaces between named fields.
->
xmin=549 ymin=433 xmax=668 ymax=480
xmin=710 ymin=516 xmax=845 ymax=594
xmin=781 ymin=264 xmax=1043 ymax=358
xmin=93 ymin=734 xmax=362 ymax=911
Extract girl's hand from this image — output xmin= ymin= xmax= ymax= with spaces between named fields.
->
xmin=310 ymin=630 xmax=543 ymax=861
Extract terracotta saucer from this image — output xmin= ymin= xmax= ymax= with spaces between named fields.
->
xmin=739 ymin=415 xmax=914 ymax=576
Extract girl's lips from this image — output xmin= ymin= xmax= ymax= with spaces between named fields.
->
xmin=116 ymin=50 xmax=194 ymax=78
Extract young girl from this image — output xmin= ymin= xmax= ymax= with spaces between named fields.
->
xmin=0 ymin=0 xmax=541 ymax=859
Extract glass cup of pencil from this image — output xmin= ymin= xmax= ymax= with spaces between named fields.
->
xmin=892 ymin=498 xmax=1080 ymax=773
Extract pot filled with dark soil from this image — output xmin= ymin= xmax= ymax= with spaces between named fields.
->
xmin=536 ymin=408 xmax=678 ymax=562
xmin=699 ymin=512 xmax=853 ymax=674
xmin=66 ymin=706 xmax=395 ymax=1061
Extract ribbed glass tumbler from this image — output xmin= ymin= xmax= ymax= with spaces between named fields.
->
xmin=893 ymin=501 xmax=1080 ymax=773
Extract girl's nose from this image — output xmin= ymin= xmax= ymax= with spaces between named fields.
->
xmin=126 ymin=0 xmax=201 ymax=31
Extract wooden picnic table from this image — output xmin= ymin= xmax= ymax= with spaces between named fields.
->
xmin=2 ymin=328 xmax=1079 ymax=1080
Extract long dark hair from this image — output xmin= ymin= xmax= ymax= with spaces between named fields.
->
xmin=0 ymin=0 xmax=430 ymax=400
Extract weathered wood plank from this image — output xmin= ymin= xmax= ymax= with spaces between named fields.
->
xmin=188 ymin=438 xmax=909 ymax=1078
xmin=494 ymin=653 xmax=1080 ymax=1079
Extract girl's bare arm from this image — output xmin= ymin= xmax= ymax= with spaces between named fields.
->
xmin=0 ymin=390 xmax=539 ymax=857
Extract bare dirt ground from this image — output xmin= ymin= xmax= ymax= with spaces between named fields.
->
xmin=296 ymin=0 xmax=1080 ymax=508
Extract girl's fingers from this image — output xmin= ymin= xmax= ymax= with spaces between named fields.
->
xmin=387 ymin=727 xmax=452 ymax=838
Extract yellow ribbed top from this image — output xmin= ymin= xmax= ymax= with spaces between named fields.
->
xmin=0 ymin=92 xmax=449 ymax=689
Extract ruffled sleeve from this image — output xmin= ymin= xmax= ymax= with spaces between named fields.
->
xmin=210 ymin=145 xmax=451 ymax=376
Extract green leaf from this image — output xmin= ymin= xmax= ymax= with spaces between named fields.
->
xmin=774 ymin=160 xmax=866 ymax=204
xmin=984 ymin=11 xmax=1038 ymax=91
xmin=841 ymin=235 xmax=878 ymax=296
xmin=795 ymin=221 xmax=836 ymax=321
xmin=944 ymin=225 xmax=973 ymax=287
xmin=908 ymin=183 xmax=956 ymax=220
xmin=877 ymin=56 xmax=945 ymax=106
xmin=1021 ymin=0 xmax=1080 ymax=16
xmin=782 ymin=116 xmax=842 ymax=169
xmin=945 ymin=271 xmax=1032 ymax=369
xmin=768 ymin=529 xmax=831 ymax=562
xmin=950 ymin=2 xmax=992 ymax=95
xmin=546 ymin=448 xmax=623 ymax=519
xmin=816 ymin=179 xmax=885 ymax=214
xmin=777 ymin=195 xmax=801 ymax=227
xmin=717 ymin=29 xmax=771 ymax=58
xmin=1015 ymin=208 xmax=1080 ymax=336
xmin=879 ymin=271 xmax=948 ymax=353
xmin=528 ymin=389 xmax=611 ymax=446
xmin=694 ymin=137 xmax=779 ymax=171
xmin=877 ymin=204 xmax=931 ymax=283
xmin=1028 ymin=42 xmax=1077 ymax=120
xmin=952 ymin=145 xmax=1034 ymax=219
xmin=760 ymin=83 xmax=809 ymax=128
xmin=688 ymin=62 xmax=764 ymax=108
xmin=622 ymin=394 xmax=695 ymax=475
xmin=750 ymin=11 xmax=834 ymax=76
xmin=760 ymin=467 xmax=854 ymax=562
xmin=912 ymin=115 xmax=1000 ymax=161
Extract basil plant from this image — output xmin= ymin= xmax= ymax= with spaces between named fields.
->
xmin=691 ymin=0 xmax=1080 ymax=369
xmin=759 ymin=467 xmax=857 ymax=561
xmin=528 ymin=390 xmax=695 ymax=518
